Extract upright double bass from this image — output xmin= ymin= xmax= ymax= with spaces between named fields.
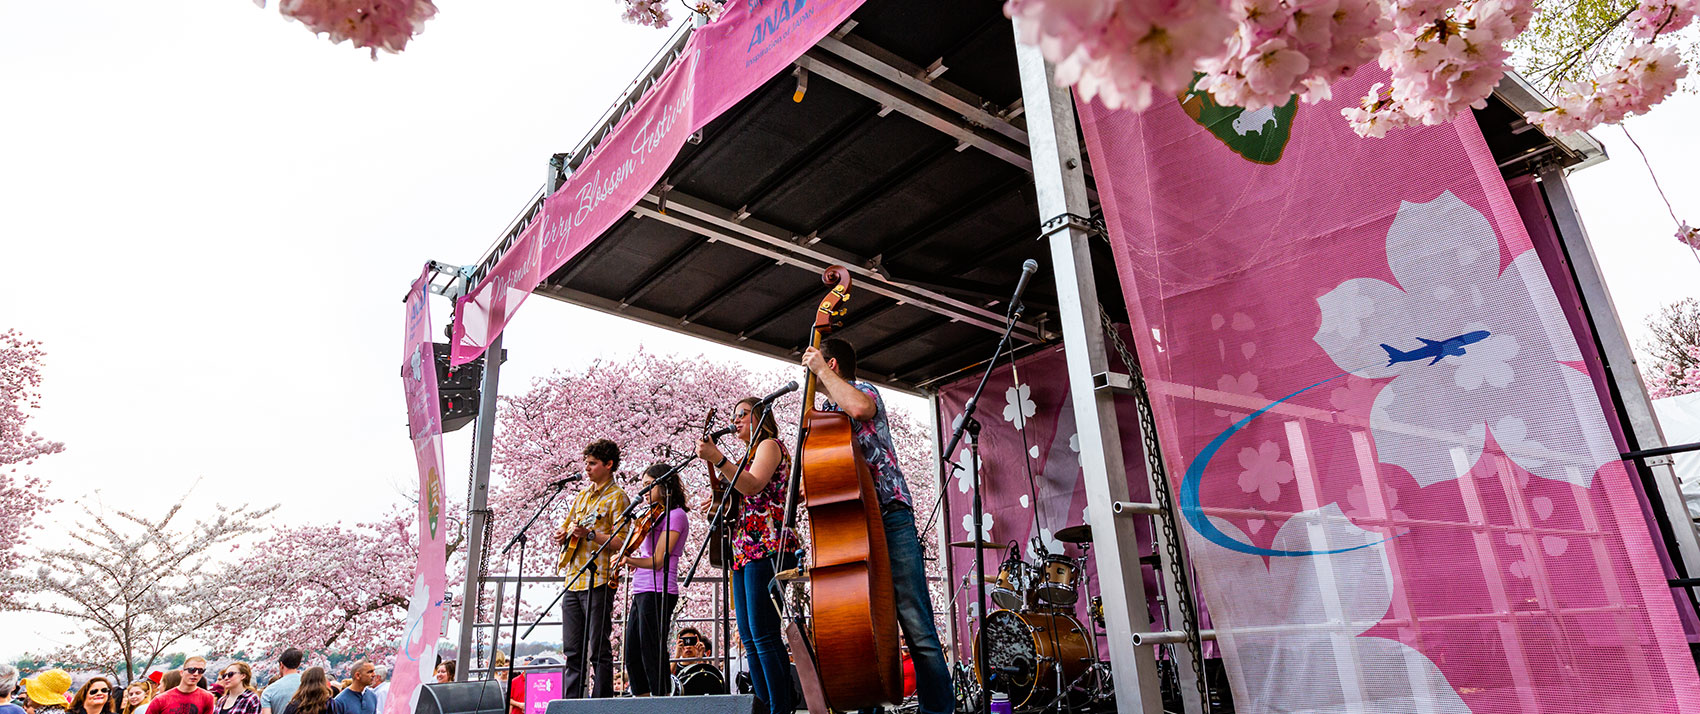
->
xmin=782 ymin=266 xmax=903 ymax=713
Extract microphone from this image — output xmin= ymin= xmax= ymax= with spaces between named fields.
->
xmin=548 ymin=472 xmax=584 ymax=489
xmin=1008 ymin=258 xmax=1038 ymax=316
xmin=704 ymin=423 xmax=737 ymax=440
xmin=754 ymin=380 xmax=800 ymax=407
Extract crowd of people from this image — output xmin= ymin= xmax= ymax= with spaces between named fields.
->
xmin=0 ymin=651 xmax=396 ymax=714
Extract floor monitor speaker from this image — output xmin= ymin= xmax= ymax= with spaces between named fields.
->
xmin=543 ymin=695 xmax=755 ymax=714
xmin=414 ymin=681 xmax=507 ymax=714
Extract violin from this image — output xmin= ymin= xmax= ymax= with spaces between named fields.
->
xmin=782 ymin=266 xmax=903 ymax=712
xmin=612 ymin=500 xmax=667 ymax=588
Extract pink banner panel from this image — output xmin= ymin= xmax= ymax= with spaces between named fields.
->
xmin=934 ymin=343 xmax=1187 ymax=661
xmin=1080 ymin=68 xmax=1700 ymax=713
xmin=449 ymin=0 xmax=867 ymax=366
xmin=689 ymin=0 xmax=866 ymax=123
xmin=1508 ymin=176 xmax=1700 ymax=641
xmin=394 ymin=264 xmax=453 ymax=714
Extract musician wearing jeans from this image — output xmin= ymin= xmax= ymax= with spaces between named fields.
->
xmin=697 ymin=396 xmax=798 ymax=714
xmin=804 ymin=337 xmax=955 ymax=714
xmin=553 ymin=439 xmax=630 ymax=699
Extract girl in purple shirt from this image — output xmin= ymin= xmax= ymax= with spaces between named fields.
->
xmin=616 ymin=464 xmax=691 ymax=696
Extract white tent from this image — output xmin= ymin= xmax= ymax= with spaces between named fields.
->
xmin=1654 ymin=391 xmax=1700 ymax=517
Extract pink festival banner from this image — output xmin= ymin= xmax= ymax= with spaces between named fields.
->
xmin=1079 ymin=69 xmax=1700 ymax=713
xmin=394 ymin=264 xmax=452 ymax=714
xmin=450 ymin=0 xmax=866 ymax=365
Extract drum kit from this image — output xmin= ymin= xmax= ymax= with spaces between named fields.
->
xmin=951 ymin=523 xmax=1115 ymax=712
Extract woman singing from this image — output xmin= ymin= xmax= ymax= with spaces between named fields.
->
xmin=696 ymin=397 xmax=798 ymax=714
xmin=616 ymin=464 xmax=692 ymax=697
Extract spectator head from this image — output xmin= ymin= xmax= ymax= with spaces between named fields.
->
xmin=121 ymin=682 xmax=152 ymax=714
xmin=216 ymin=663 xmax=254 ymax=694
xmin=71 ymin=676 xmax=116 ymax=714
xmin=349 ymin=661 xmax=374 ymax=690
xmin=181 ymin=657 xmax=209 ymax=689
xmin=288 ymin=668 xmax=331 ymax=714
xmin=160 ymin=672 xmax=181 ymax=692
xmin=371 ymin=667 xmax=386 ymax=685
xmin=279 ymin=649 xmax=305 ymax=672
xmin=145 ymin=673 xmax=162 ymax=688
xmin=432 ymin=661 xmax=454 ymax=684
xmin=0 ymin=664 xmax=18 ymax=700
xmin=675 ymin=627 xmax=712 ymax=656
xmin=23 ymin=670 xmax=72 ymax=708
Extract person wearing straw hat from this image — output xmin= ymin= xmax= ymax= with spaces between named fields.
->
xmin=22 ymin=669 xmax=72 ymax=714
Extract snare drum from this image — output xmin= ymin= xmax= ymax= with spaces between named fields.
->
xmin=1035 ymin=555 xmax=1081 ymax=607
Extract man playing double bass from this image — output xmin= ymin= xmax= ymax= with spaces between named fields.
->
xmin=802 ymin=337 xmax=954 ymax=714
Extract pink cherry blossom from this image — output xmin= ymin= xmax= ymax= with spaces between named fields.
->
xmin=262 ymin=0 xmax=437 ymax=60
xmin=1019 ymin=0 xmax=1236 ymax=111
xmin=1526 ymin=44 xmax=1688 ymax=134
xmin=622 ymin=0 xmax=673 ymax=28
xmin=0 ymin=329 xmax=62 ymax=580
xmin=1646 ymin=344 xmax=1700 ymax=398
xmin=1627 ymin=0 xmax=1698 ymax=38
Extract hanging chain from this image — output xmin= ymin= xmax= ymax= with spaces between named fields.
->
xmin=1100 ymin=306 xmax=1209 ymax=712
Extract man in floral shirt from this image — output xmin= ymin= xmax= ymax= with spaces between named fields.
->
xmin=803 ymin=337 xmax=953 ymax=714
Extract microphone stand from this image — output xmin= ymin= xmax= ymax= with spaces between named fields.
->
xmin=939 ymin=299 xmax=1025 ymax=714
xmin=495 ymin=477 xmax=574 ymax=693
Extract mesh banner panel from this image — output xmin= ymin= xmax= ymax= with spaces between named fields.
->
xmin=1077 ymin=69 xmax=1700 ymax=713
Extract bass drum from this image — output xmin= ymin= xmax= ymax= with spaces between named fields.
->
xmin=674 ymin=662 xmax=727 ymax=696
xmin=974 ymin=610 xmax=1095 ymax=709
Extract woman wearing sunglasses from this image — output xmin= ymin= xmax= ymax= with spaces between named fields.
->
xmin=212 ymin=665 xmax=259 ymax=714
xmin=71 ymin=678 xmax=117 ymax=714
xmin=695 ymin=396 xmax=798 ymax=714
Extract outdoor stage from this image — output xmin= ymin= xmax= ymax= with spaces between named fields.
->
xmin=414 ymin=1 xmax=1700 ymax=712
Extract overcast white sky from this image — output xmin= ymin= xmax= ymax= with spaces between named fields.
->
xmin=2 ymin=2 xmax=1696 ymax=659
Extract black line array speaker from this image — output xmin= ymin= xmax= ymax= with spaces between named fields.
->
xmin=543 ymin=695 xmax=756 ymax=714
xmin=415 ymin=681 xmax=507 ymax=714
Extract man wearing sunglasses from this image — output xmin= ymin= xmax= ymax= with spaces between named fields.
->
xmin=148 ymin=658 xmax=213 ymax=714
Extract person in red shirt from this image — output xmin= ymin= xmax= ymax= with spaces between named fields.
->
xmin=490 ymin=654 xmax=523 ymax=714
xmin=149 ymin=658 xmax=215 ymax=714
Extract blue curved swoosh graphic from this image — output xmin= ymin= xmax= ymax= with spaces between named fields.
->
xmin=1179 ymin=372 xmax=1394 ymax=557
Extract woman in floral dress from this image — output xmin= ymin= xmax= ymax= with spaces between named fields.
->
xmin=696 ymin=396 xmax=798 ymax=714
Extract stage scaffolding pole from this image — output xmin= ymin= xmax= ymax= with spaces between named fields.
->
xmin=1012 ymin=23 xmax=1166 ymax=714
xmin=928 ymin=391 xmax=959 ymax=660
xmin=456 ymin=331 xmax=504 ymax=679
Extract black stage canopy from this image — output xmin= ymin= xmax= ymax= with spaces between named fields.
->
xmin=468 ymin=0 xmax=1603 ymax=395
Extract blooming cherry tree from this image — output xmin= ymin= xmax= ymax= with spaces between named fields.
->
xmin=231 ymin=503 xmax=464 ymax=657
xmin=5 ymin=498 xmax=277 ymax=683
xmin=0 ymin=329 xmax=62 ymax=578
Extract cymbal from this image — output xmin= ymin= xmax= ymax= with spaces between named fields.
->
xmin=1054 ymin=524 xmax=1092 ymax=543
xmin=950 ymin=539 xmax=1008 ymax=550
